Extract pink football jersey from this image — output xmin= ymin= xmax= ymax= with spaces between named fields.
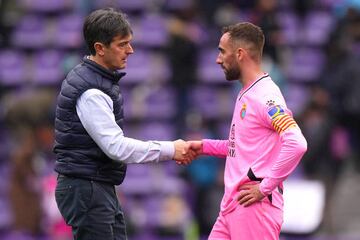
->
xmin=203 ymin=74 xmax=307 ymax=214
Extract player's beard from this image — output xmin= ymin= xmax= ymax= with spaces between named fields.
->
xmin=224 ymin=62 xmax=240 ymax=81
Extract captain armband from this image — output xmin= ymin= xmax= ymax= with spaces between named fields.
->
xmin=267 ymin=105 xmax=298 ymax=134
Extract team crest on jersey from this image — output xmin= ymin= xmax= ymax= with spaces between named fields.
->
xmin=240 ymin=103 xmax=246 ymax=119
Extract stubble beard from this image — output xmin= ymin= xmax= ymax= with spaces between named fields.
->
xmin=224 ymin=65 xmax=241 ymax=81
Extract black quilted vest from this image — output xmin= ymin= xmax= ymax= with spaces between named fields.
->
xmin=54 ymin=57 xmax=127 ymax=185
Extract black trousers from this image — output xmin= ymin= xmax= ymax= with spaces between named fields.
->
xmin=55 ymin=175 xmax=127 ymax=240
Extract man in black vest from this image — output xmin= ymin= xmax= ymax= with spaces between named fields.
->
xmin=53 ymin=8 xmax=193 ymax=240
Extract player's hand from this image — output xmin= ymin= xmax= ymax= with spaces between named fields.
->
xmin=187 ymin=140 xmax=203 ymax=155
xmin=173 ymin=139 xmax=196 ymax=165
xmin=176 ymin=140 xmax=203 ymax=165
xmin=237 ymin=182 xmax=265 ymax=207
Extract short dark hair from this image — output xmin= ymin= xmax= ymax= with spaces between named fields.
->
xmin=83 ymin=8 xmax=132 ymax=55
xmin=222 ymin=22 xmax=265 ymax=62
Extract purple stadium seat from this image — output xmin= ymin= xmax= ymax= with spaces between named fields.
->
xmin=125 ymin=121 xmax=175 ymax=141
xmin=0 ymin=50 xmax=27 ymax=86
xmin=145 ymin=87 xmax=176 ymax=119
xmin=303 ymin=11 xmax=334 ymax=46
xmin=144 ymin=196 xmax=162 ymax=227
xmin=147 ymin=53 xmax=172 ymax=81
xmin=121 ymin=49 xmax=151 ymax=84
xmin=126 ymin=164 xmax=151 ymax=178
xmin=190 ymin=85 xmax=234 ymax=119
xmin=11 ymin=15 xmax=49 ymax=49
xmin=285 ymin=47 xmax=325 ymax=82
xmin=136 ymin=122 xmax=176 ymax=141
xmin=53 ymin=14 xmax=83 ymax=49
xmin=121 ymin=164 xmax=154 ymax=195
xmin=1 ymin=231 xmax=49 ymax=240
xmin=121 ymin=86 xmax=174 ymax=120
xmin=132 ymin=14 xmax=169 ymax=48
xmin=131 ymin=233 xmax=158 ymax=240
xmin=123 ymin=121 xmax=175 ymax=143
xmin=197 ymin=49 xmax=225 ymax=83
xmin=31 ymin=50 xmax=64 ymax=85
xmin=162 ymin=161 xmax=180 ymax=177
xmin=284 ymin=84 xmax=310 ymax=115
xmin=19 ymin=0 xmax=73 ymax=13
xmin=121 ymin=50 xmax=170 ymax=85
xmin=276 ymin=11 xmax=300 ymax=45
xmin=117 ymin=0 xmax=147 ymax=12
xmin=190 ymin=86 xmax=218 ymax=118
xmin=94 ymin=0 xmax=147 ymax=12
xmin=157 ymin=177 xmax=187 ymax=195
xmin=164 ymin=0 xmax=194 ymax=11
xmin=217 ymin=121 xmax=230 ymax=139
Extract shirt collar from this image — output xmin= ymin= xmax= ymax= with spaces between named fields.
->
xmin=82 ymin=56 xmax=126 ymax=82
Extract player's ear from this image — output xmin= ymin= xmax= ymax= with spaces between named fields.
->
xmin=236 ymin=48 xmax=245 ymax=61
xmin=94 ymin=42 xmax=106 ymax=57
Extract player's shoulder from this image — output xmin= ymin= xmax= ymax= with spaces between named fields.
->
xmin=254 ymin=76 xmax=285 ymax=105
xmin=256 ymin=76 xmax=281 ymax=93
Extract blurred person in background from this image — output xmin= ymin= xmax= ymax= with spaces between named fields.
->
xmin=306 ymin=5 xmax=360 ymax=178
xmin=251 ymin=0 xmax=287 ymax=92
xmin=252 ymin=0 xmax=282 ymax=63
xmin=53 ymin=8 xmax=195 ymax=240
xmin=0 ymin=0 xmax=13 ymax=47
xmin=188 ymin=22 xmax=307 ymax=240
xmin=4 ymin=89 xmax=70 ymax=239
xmin=323 ymin=6 xmax=360 ymax=171
xmin=303 ymin=6 xmax=360 ymax=234
xmin=167 ymin=8 xmax=199 ymax=137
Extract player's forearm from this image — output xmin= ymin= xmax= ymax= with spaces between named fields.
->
xmin=202 ymin=139 xmax=228 ymax=158
xmin=260 ymin=128 xmax=307 ymax=195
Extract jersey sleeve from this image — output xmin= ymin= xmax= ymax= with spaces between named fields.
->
xmin=259 ymin=94 xmax=298 ymax=133
xmin=258 ymin=93 xmax=307 ymax=195
xmin=202 ymin=139 xmax=228 ymax=159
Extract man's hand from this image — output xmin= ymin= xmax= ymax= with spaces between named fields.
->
xmin=173 ymin=139 xmax=196 ymax=165
xmin=237 ymin=182 xmax=265 ymax=207
xmin=187 ymin=140 xmax=203 ymax=155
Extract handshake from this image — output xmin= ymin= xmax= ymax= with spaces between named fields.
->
xmin=172 ymin=139 xmax=203 ymax=165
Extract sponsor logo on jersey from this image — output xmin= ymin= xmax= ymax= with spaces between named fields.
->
xmin=228 ymin=124 xmax=236 ymax=157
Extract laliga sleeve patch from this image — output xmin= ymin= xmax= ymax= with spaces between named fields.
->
xmin=268 ymin=105 xmax=297 ymax=133
xmin=267 ymin=105 xmax=285 ymax=119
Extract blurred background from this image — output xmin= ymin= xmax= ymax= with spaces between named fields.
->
xmin=0 ymin=0 xmax=360 ymax=239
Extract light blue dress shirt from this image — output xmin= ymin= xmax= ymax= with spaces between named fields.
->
xmin=76 ymin=89 xmax=175 ymax=164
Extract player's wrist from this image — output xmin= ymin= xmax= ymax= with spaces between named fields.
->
xmin=259 ymin=184 xmax=269 ymax=196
